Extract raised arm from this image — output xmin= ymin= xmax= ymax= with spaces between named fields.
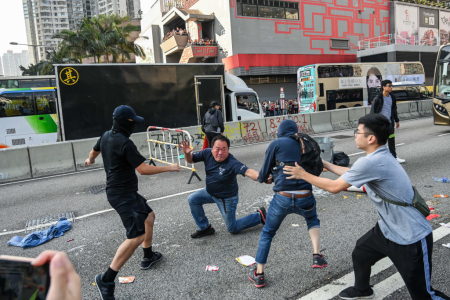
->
xmin=180 ymin=141 xmax=194 ymax=163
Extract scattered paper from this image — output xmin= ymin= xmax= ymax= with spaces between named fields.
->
xmin=92 ymin=283 xmax=96 ymax=286
xmin=343 ymin=196 xmax=348 ymax=199
xmin=433 ymin=194 xmax=449 ymax=198
xmin=205 ymin=266 xmax=219 ymax=271
xmin=443 ymin=243 xmax=450 ymax=249
xmin=426 ymin=214 xmax=441 ymax=221
xmin=292 ymin=224 xmax=300 ymax=227
xmin=439 ymin=223 xmax=450 ymax=229
xmin=119 ymin=277 xmax=135 ymax=284
xmin=236 ymin=255 xmax=255 ymax=266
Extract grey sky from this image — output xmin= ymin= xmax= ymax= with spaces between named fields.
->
xmin=0 ymin=0 xmax=155 ymax=61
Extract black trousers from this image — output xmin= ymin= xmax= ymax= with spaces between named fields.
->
xmin=205 ymin=132 xmax=221 ymax=147
xmin=388 ymin=124 xmax=397 ymax=158
xmin=353 ymin=223 xmax=449 ymax=300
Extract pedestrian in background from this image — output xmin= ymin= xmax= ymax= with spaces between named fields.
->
xmin=202 ymin=101 xmax=224 ymax=147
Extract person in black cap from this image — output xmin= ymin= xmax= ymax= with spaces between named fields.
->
xmin=202 ymin=101 xmax=224 ymax=147
xmin=85 ymin=105 xmax=180 ymax=300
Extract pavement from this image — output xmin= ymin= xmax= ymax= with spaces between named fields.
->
xmin=1 ymin=117 xmax=450 ymax=300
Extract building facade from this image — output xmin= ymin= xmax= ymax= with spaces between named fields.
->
xmin=138 ymin=0 xmax=390 ymax=100
xmin=90 ymin=0 xmax=141 ymax=18
xmin=1 ymin=50 xmax=30 ymax=77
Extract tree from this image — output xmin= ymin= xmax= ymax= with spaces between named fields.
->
xmin=20 ymin=64 xmax=40 ymax=76
xmin=38 ymin=44 xmax=79 ymax=75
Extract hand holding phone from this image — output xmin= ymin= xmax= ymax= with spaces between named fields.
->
xmin=32 ymin=251 xmax=81 ymax=300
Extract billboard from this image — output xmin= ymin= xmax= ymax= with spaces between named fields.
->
xmin=440 ymin=11 xmax=450 ymax=45
xmin=419 ymin=8 xmax=439 ymax=46
xmin=396 ymin=5 xmax=419 ymax=44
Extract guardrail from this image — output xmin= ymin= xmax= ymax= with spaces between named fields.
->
xmin=146 ymin=126 xmax=201 ymax=184
xmin=0 ymin=100 xmax=433 ymax=184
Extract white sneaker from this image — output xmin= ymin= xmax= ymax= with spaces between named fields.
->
xmin=396 ymin=157 xmax=406 ymax=164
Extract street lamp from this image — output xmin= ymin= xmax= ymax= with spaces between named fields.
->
xmin=10 ymin=42 xmax=43 ymax=67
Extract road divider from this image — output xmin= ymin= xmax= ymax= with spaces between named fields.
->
xmin=0 ymin=103 xmax=431 ymax=183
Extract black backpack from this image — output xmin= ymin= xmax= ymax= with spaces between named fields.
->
xmin=290 ymin=133 xmax=323 ymax=176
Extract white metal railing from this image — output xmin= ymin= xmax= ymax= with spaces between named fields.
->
xmin=146 ymin=126 xmax=201 ymax=184
xmin=358 ymin=33 xmax=442 ymax=50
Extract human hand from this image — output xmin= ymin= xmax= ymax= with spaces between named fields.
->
xmin=84 ymin=158 xmax=94 ymax=166
xmin=396 ymin=122 xmax=400 ymax=129
xmin=180 ymin=141 xmax=193 ymax=154
xmin=283 ymin=162 xmax=306 ymax=180
xmin=33 ymin=250 xmax=81 ymax=300
xmin=170 ymin=163 xmax=181 ymax=172
xmin=265 ymin=175 xmax=273 ymax=184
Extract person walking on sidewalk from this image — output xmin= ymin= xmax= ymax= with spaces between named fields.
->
xmin=85 ymin=105 xmax=180 ymax=300
xmin=370 ymin=80 xmax=405 ymax=163
xmin=248 ymin=119 xmax=327 ymax=288
xmin=202 ymin=101 xmax=224 ymax=147
xmin=181 ymin=135 xmax=269 ymax=238
xmin=283 ymin=114 xmax=449 ymax=300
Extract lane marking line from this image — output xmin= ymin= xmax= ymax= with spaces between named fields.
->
xmin=298 ymin=222 xmax=450 ymax=300
xmin=347 ymin=144 xmax=405 ymax=157
xmin=0 ymin=188 xmax=203 ymax=236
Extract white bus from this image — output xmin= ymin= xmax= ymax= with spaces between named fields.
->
xmin=0 ymin=88 xmax=58 ymax=148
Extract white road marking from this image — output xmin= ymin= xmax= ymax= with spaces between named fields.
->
xmin=0 ymin=188 xmax=203 ymax=236
xmin=347 ymin=144 xmax=405 ymax=157
xmin=437 ymin=133 xmax=450 ymax=137
xmin=298 ymin=222 xmax=450 ymax=300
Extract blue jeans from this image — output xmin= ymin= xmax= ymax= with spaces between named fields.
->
xmin=187 ymin=188 xmax=262 ymax=234
xmin=255 ymin=193 xmax=320 ymax=264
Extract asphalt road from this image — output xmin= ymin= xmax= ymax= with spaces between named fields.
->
xmin=1 ymin=116 xmax=450 ymax=300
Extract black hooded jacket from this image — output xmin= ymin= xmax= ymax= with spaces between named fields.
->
xmin=202 ymin=108 xmax=224 ymax=133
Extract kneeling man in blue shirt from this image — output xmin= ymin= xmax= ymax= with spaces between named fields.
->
xmin=181 ymin=135 xmax=268 ymax=238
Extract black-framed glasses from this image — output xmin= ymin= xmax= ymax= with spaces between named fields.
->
xmin=385 ymin=85 xmax=393 ymax=88
xmin=354 ymin=129 xmax=371 ymax=136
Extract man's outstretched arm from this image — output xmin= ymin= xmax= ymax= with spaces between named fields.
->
xmin=284 ymin=162 xmax=351 ymax=194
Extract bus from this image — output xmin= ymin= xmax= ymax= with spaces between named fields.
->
xmin=433 ymin=44 xmax=450 ymax=125
xmin=0 ymin=75 xmax=56 ymax=89
xmin=297 ymin=62 xmax=426 ymax=112
xmin=0 ymin=88 xmax=58 ymax=148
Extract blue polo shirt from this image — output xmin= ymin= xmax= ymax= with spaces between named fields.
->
xmin=193 ymin=149 xmax=248 ymax=198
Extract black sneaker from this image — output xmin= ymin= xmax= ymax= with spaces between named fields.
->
xmin=339 ymin=286 xmax=375 ymax=299
xmin=191 ymin=225 xmax=215 ymax=239
xmin=312 ymin=254 xmax=328 ymax=269
xmin=95 ymin=273 xmax=115 ymax=300
xmin=140 ymin=251 xmax=163 ymax=270
xmin=258 ymin=207 xmax=266 ymax=225
xmin=248 ymin=269 xmax=266 ymax=288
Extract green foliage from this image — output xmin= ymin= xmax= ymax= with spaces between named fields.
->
xmin=49 ymin=13 xmax=144 ymax=64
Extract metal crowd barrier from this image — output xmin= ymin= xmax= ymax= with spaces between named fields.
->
xmin=146 ymin=126 xmax=201 ymax=184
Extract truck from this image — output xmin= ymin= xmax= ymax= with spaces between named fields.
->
xmin=55 ymin=63 xmax=263 ymax=141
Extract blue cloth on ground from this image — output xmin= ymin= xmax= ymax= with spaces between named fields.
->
xmin=7 ymin=218 xmax=72 ymax=249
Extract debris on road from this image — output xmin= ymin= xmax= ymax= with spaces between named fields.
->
xmin=443 ymin=243 xmax=450 ymax=249
xmin=426 ymin=214 xmax=441 ymax=221
xmin=440 ymin=223 xmax=450 ymax=229
xmin=343 ymin=196 xmax=348 ymax=199
xmin=292 ymin=224 xmax=300 ymax=227
xmin=119 ymin=277 xmax=135 ymax=283
xmin=205 ymin=266 xmax=219 ymax=271
xmin=236 ymin=255 xmax=255 ymax=266
xmin=67 ymin=239 xmax=73 ymax=242
xmin=433 ymin=194 xmax=449 ymax=198
xmin=345 ymin=186 xmax=366 ymax=193
xmin=432 ymin=177 xmax=449 ymax=183
xmin=427 ymin=200 xmax=440 ymax=206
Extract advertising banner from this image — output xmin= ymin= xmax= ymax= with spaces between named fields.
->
xmin=339 ymin=77 xmax=365 ymax=89
xmin=419 ymin=8 xmax=439 ymax=46
xmin=440 ymin=11 xmax=450 ymax=45
xmin=395 ymin=5 xmax=418 ymax=44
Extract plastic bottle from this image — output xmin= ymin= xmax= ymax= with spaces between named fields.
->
xmin=433 ymin=177 xmax=449 ymax=183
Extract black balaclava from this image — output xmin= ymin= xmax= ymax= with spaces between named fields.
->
xmin=112 ymin=119 xmax=135 ymax=137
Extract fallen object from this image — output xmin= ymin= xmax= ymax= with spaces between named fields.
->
xmin=440 ymin=223 xmax=450 ymax=229
xmin=433 ymin=194 xmax=449 ymax=198
xmin=67 ymin=239 xmax=73 ymax=242
xmin=7 ymin=218 xmax=71 ymax=249
xmin=205 ymin=266 xmax=219 ymax=271
xmin=333 ymin=151 xmax=350 ymax=167
xmin=119 ymin=277 xmax=135 ymax=283
xmin=236 ymin=255 xmax=256 ymax=266
xmin=292 ymin=224 xmax=300 ymax=227
xmin=426 ymin=214 xmax=441 ymax=221
xmin=443 ymin=243 xmax=450 ymax=249
xmin=345 ymin=185 xmax=366 ymax=193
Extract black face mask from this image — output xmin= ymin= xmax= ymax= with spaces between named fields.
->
xmin=112 ymin=119 xmax=135 ymax=137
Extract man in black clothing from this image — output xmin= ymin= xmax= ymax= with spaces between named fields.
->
xmin=202 ymin=101 xmax=224 ymax=146
xmin=370 ymin=80 xmax=405 ymax=163
xmin=85 ymin=105 xmax=180 ymax=300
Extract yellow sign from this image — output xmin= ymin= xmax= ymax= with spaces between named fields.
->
xmin=59 ymin=67 xmax=79 ymax=85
